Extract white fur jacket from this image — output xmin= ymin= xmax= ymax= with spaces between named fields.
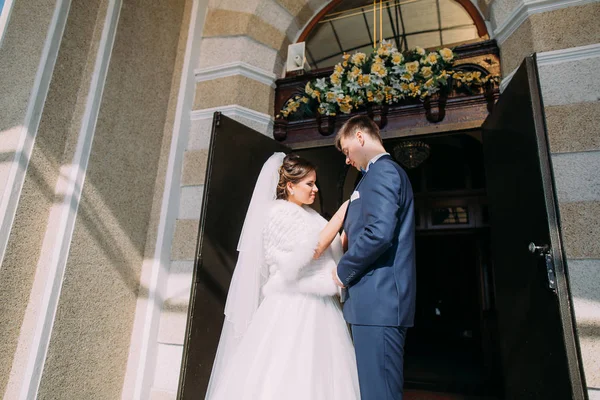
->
xmin=261 ymin=200 xmax=342 ymax=297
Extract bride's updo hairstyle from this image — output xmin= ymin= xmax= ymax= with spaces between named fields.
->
xmin=276 ymin=154 xmax=316 ymax=200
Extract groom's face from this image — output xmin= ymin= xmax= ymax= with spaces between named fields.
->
xmin=340 ymin=131 xmax=366 ymax=171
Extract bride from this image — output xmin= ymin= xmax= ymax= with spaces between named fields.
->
xmin=205 ymin=153 xmax=360 ymax=400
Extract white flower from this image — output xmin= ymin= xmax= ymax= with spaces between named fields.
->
xmin=315 ymin=78 xmax=328 ymax=91
xmin=347 ymin=81 xmax=361 ymax=92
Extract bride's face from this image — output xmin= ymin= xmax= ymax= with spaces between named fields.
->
xmin=288 ymin=170 xmax=318 ymax=206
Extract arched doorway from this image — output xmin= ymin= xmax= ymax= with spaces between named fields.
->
xmin=178 ymin=0 xmax=586 ymax=395
xmin=299 ymin=0 xmax=489 ymax=69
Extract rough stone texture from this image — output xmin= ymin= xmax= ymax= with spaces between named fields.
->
xmin=275 ymin=0 xmax=310 ymax=16
xmin=197 ymin=36 xmax=283 ymax=75
xmin=538 ymin=56 xmax=600 ymax=107
xmin=552 ymin=151 xmax=600 ymax=203
xmin=489 ymin=0 xmax=522 ymax=32
xmin=0 ymin=0 xmax=56 ymax=131
xmin=178 ymin=185 xmax=204 ymax=220
xmin=193 ymin=75 xmax=274 ymax=115
xmin=202 ymin=8 xmax=290 ymax=53
xmin=187 ymin=118 xmax=214 ymax=150
xmin=255 ymin=0 xmax=297 ymax=41
xmin=120 ymin=0 xmax=194 ymax=397
xmin=35 ymin=1 xmax=186 ymax=399
xmin=499 ymin=18 xmax=534 ymax=76
xmin=546 ymin=101 xmax=600 ymax=154
xmin=568 ymin=259 xmax=600 ymax=389
xmin=0 ymin=0 xmax=105 ymax=396
xmin=559 ymin=201 xmax=600 ymax=260
xmin=500 ymin=2 xmax=600 ymax=75
xmin=530 ymin=2 xmax=600 ymax=52
xmin=171 ymin=219 xmax=200 ymax=261
xmin=181 ymin=149 xmax=209 ymax=186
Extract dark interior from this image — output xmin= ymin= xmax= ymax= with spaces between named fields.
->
xmin=297 ymin=131 xmax=502 ymax=398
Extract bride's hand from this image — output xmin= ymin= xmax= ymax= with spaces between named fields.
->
xmin=337 ymin=200 xmax=349 ymax=216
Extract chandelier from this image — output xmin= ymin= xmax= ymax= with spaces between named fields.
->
xmin=393 ymin=140 xmax=431 ymax=169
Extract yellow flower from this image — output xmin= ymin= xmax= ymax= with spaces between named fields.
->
xmin=424 ymin=78 xmax=435 ymax=89
xmin=409 ymin=82 xmax=421 ymax=96
xmin=439 ymin=70 xmax=450 ymax=79
xmin=334 ymin=64 xmax=344 ymax=75
xmin=400 ymin=82 xmax=410 ymax=92
xmin=300 ymin=96 xmax=309 ymax=103
xmin=305 ymin=82 xmax=314 ymax=95
xmin=330 ymin=73 xmax=342 ymax=85
xmin=371 ymin=62 xmax=387 ymax=78
xmin=348 ymin=66 xmax=361 ymax=81
xmin=426 ymin=53 xmax=438 ymax=65
xmin=375 ymin=91 xmax=385 ymax=103
xmin=339 ymin=103 xmax=353 ymax=114
xmin=401 ymin=72 xmax=414 ymax=82
xmin=312 ymin=90 xmax=321 ymax=100
xmin=326 ymin=92 xmax=336 ymax=102
xmin=361 ymin=74 xmax=371 ymax=85
xmin=351 ymin=52 xmax=366 ymax=66
xmin=377 ymin=46 xmax=391 ymax=57
xmin=439 ymin=48 xmax=453 ymax=62
xmin=415 ymin=46 xmax=426 ymax=56
xmin=421 ymin=66 xmax=433 ymax=79
xmin=405 ymin=61 xmax=419 ymax=74
xmin=367 ymin=91 xmax=374 ymax=101
xmin=343 ymin=53 xmax=350 ymax=62
xmin=391 ymin=52 xmax=403 ymax=65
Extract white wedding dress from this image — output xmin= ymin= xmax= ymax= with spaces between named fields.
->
xmin=206 ymin=199 xmax=360 ymax=400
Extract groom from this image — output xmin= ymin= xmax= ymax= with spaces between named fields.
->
xmin=332 ymin=115 xmax=416 ymax=400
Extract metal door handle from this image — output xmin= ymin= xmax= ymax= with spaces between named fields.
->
xmin=528 ymin=242 xmax=557 ymax=292
xmin=528 ymin=242 xmax=549 ymax=256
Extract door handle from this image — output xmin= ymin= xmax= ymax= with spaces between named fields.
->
xmin=528 ymin=242 xmax=557 ymax=292
xmin=528 ymin=242 xmax=549 ymax=256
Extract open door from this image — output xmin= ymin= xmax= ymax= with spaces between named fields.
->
xmin=177 ymin=113 xmax=290 ymax=399
xmin=482 ymin=56 xmax=586 ymax=399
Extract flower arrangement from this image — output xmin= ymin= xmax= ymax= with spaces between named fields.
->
xmin=277 ymin=40 xmax=499 ymax=119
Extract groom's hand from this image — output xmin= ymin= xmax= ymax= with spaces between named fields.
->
xmin=332 ymin=268 xmax=345 ymax=288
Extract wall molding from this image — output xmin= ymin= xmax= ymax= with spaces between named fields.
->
xmin=500 ymin=43 xmax=600 ymax=92
xmin=191 ymin=104 xmax=273 ymax=131
xmin=493 ymin=0 xmax=598 ymax=44
xmin=0 ymin=0 xmax=70 ymax=271
xmin=194 ymin=61 xmax=277 ymax=88
xmin=17 ymin=1 xmax=122 ymax=398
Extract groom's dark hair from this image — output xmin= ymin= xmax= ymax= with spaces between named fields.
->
xmin=335 ymin=115 xmax=382 ymax=151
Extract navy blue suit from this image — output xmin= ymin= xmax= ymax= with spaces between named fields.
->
xmin=337 ymin=154 xmax=416 ymax=400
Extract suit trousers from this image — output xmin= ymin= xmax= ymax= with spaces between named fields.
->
xmin=351 ymin=325 xmax=408 ymax=400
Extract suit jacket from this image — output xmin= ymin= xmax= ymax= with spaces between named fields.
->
xmin=337 ymin=154 xmax=416 ymax=327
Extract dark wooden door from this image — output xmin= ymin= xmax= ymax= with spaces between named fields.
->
xmin=482 ymin=56 xmax=586 ymax=399
xmin=177 ymin=113 xmax=290 ymax=399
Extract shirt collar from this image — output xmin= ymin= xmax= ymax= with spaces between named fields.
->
xmin=364 ymin=152 xmax=389 ymax=172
